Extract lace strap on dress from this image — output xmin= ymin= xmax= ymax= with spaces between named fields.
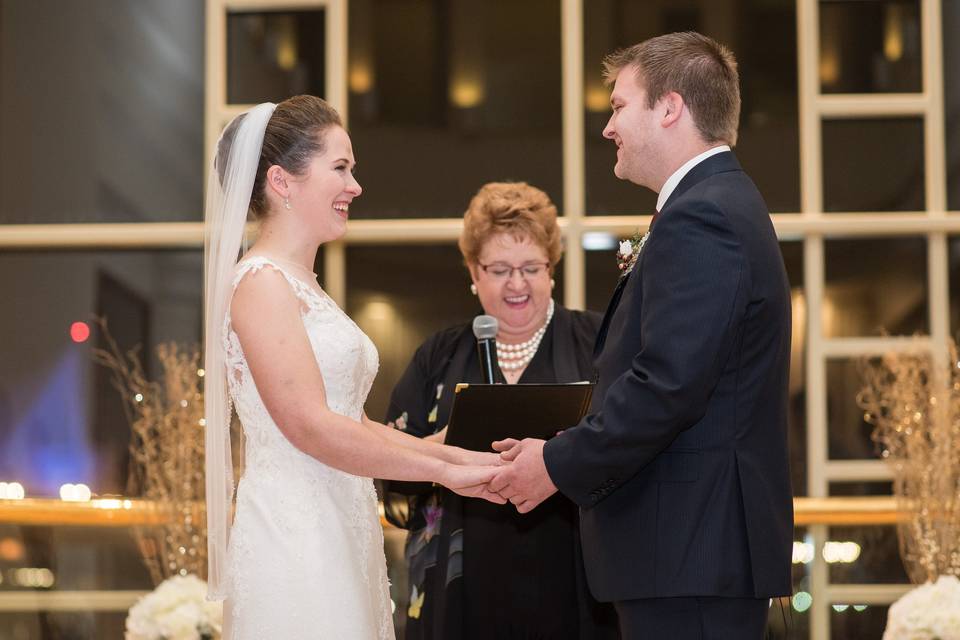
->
xmin=231 ymin=256 xmax=327 ymax=313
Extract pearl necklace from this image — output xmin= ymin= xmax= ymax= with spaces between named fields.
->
xmin=496 ymin=299 xmax=555 ymax=371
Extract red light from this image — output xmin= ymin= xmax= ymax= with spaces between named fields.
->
xmin=70 ymin=322 xmax=90 ymax=343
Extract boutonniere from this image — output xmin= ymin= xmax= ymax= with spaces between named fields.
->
xmin=616 ymin=230 xmax=649 ymax=276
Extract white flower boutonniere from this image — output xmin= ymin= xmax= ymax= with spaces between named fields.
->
xmin=616 ymin=230 xmax=649 ymax=277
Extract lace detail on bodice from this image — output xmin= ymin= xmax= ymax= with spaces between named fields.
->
xmin=222 ymin=256 xmax=393 ymax=639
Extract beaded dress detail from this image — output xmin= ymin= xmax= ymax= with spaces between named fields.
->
xmin=222 ymin=256 xmax=393 ymax=639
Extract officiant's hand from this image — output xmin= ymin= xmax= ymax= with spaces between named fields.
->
xmin=488 ymin=438 xmax=557 ymax=513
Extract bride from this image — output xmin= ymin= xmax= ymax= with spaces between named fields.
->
xmin=203 ymin=95 xmax=502 ymax=639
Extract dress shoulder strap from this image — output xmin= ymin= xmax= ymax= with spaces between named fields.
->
xmin=232 ymin=256 xmax=328 ymax=312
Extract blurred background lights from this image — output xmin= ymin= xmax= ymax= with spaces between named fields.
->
xmin=0 ymin=538 xmax=25 ymax=562
xmin=0 ymin=482 xmax=25 ymax=500
xmin=822 ymin=541 xmax=861 ymax=563
xmin=582 ymin=232 xmax=618 ymax=251
xmin=792 ymin=540 xmax=815 ymax=564
xmin=59 ymin=483 xmax=91 ymax=502
xmin=792 ymin=591 xmax=812 ymax=613
xmin=10 ymin=567 xmax=55 ymax=589
xmin=69 ymin=321 xmax=90 ymax=343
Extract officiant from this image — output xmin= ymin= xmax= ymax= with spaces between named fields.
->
xmin=381 ymin=181 xmax=616 ymax=639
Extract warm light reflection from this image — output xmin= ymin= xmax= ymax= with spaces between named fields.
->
xmin=362 ymin=300 xmax=394 ymax=323
xmin=0 ymin=537 xmax=25 ymax=562
xmin=450 ymin=79 xmax=485 ymax=109
xmin=585 ymin=84 xmax=610 ymax=113
xmin=59 ymin=483 xmax=92 ymax=502
xmin=0 ymin=482 xmax=25 ymax=500
xmin=276 ymin=25 xmax=297 ymax=71
xmin=92 ymin=498 xmax=133 ymax=510
xmin=884 ymin=5 xmax=904 ymax=62
xmin=820 ymin=48 xmax=840 ymax=87
xmin=350 ymin=63 xmax=374 ymax=94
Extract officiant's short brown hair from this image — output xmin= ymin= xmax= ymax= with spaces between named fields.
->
xmin=603 ymin=31 xmax=741 ymax=146
xmin=459 ymin=182 xmax=562 ymax=269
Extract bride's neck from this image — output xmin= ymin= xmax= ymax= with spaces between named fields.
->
xmin=248 ymin=226 xmax=320 ymax=273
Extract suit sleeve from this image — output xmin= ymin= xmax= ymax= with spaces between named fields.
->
xmin=543 ymin=199 xmax=748 ymax=508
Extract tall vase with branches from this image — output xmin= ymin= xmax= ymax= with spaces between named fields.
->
xmin=858 ymin=341 xmax=960 ymax=638
xmin=93 ymin=319 xmax=207 ymax=585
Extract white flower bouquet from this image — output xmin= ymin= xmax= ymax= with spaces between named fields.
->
xmin=883 ymin=575 xmax=960 ymax=640
xmin=125 ymin=574 xmax=223 ymax=640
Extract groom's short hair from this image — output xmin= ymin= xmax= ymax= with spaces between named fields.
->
xmin=603 ymin=32 xmax=741 ymax=147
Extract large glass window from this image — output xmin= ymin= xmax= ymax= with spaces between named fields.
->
xmin=0 ymin=251 xmax=202 ymax=497
xmin=346 ymin=0 xmax=563 ymax=218
xmin=0 ymin=2 xmax=205 ymax=224
xmin=227 ymin=10 xmax=327 ymax=104
xmin=822 ymin=119 xmax=925 ymax=212
xmin=945 ymin=0 xmax=960 ymax=211
xmin=583 ymin=0 xmax=800 ymax=214
xmin=819 ymin=0 xmax=922 ymax=94
xmin=823 ymin=237 xmax=928 ymax=337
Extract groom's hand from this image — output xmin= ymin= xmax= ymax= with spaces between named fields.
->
xmin=488 ymin=438 xmax=557 ymax=513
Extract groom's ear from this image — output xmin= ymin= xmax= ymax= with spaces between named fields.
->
xmin=265 ymin=165 xmax=290 ymax=198
xmin=659 ymin=92 xmax=685 ymax=129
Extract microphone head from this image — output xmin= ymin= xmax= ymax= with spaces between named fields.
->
xmin=472 ymin=314 xmax=498 ymax=340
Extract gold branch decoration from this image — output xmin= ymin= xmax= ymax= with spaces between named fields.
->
xmin=857 ymin=341 xmax=960 ymax=584
xmin=92 ymin=318 xmax=207 ymax=586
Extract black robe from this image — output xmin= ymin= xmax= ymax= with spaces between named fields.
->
xmin=383 ymin=306 xmax=618 ymax=640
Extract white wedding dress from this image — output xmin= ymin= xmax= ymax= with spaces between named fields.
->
xmin=222 ymin=256 xmax=394 ymax=639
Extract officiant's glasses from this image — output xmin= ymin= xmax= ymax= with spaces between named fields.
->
xmin=478 ymin=262 xmax=550 ymax=280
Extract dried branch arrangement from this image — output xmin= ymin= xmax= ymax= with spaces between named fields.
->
xmin=858 ymin=341 xmax=960 ymax=583
xmin=92 ymin=319 xmax=207 ymax=585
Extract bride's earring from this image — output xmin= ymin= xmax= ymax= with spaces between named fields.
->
xmin=284 ymin=197 xmax=291 ymax=211
xmin=550 ymin=279 xmax=556 ymax=289
xmin=470 ymin=284 xmax=478 ymax=295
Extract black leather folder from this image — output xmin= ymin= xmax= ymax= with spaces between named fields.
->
xmin=444 ymin=382 xmax=595 ymax=452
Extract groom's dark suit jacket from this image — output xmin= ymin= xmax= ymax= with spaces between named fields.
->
xmin=544 ymin=151 xmax=793 ymax=602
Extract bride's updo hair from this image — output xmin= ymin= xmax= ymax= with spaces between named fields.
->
xmin=215 ymin=95 xmax=343 ymax=220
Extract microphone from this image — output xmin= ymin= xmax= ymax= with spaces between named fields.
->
xmin=472 ymin=315 xmax=500 ymax=384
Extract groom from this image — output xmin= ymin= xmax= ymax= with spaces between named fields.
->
xmin=489 ymin=32 xmax=793 ymax=639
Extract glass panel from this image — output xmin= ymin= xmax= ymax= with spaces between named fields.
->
xmin=830 ymin=604 xmax=890 ymax=640
xmin=227 ymin=10 xmax=327 ymax=104
xmin=822 ymin=119 xmax=925 ymax=212
xmin=347 ymin=0 xmax=562 ymax=218
xmin=0 ymin=251 xmax=202 ymax=497
xmin=0 ymin=3 xmax=204 ymax=224
xmin=781 ymin=241 xmax=808 ymax=496
xmin=0 ymin=524 xmax=152 ymax=591
xmin=345 ymin=244 xmax=565 ymax=421
xmin=948 ymin=236 xmax=960 ymax=335
xmin=827 ymin=358 xmax=882 ymax=460
xmin=947 ymin=1 xmax=960 ymax=210
xmin=823 ymin=237 xmax=928 ymax=337
xmin=828 ymin=525 xmax=909 ymax=584
xmin=583 ymin=0 xmax=800 ymax=214
xmin=819 ymin=0 xmax=922 ymax=94
xmin=0 ymin=611 xmax=127 ymax=640
xmin=829 ymin=481 xmax=894 ymax=496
